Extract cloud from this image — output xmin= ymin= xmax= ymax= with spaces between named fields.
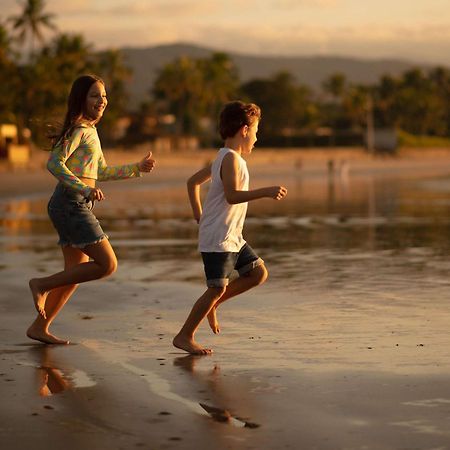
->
xmin=3 ymin=0 xmax=450 ymax=65
xmin=274 ymin=0 xmax=341 ymax=8
xmin=147 ymin=21 xmax=450 ymax=64
xmin=91 ymin=0 xmax=221 ymax=17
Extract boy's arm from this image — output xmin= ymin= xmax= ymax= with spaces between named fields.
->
xmin=221 ymin=152 xmax=287 ymax=204
xmin=187 ymin=165 xmax=212 ymax=223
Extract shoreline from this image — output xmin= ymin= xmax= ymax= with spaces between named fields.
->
xmin=2 ymin=146 xmax=450 ymax=200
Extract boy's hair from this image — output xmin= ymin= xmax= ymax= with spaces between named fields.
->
xmin=219 ymin=101 xmax=261 ymax=140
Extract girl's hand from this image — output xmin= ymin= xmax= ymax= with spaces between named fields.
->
xmin=266 ymin=186 xmax=288 ymax=200
xmin=138 ymin=151 xmax=156 ymax=172
xmin=88 ymin=187 xmax=105 ymax=202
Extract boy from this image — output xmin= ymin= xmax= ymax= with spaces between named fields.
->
xmin=173 ymin=101 xmax=287 ymax=355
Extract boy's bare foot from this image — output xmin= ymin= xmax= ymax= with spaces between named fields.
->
xmin=207 ymin=307 xmax=220 ymax=334
xmin=29 ymin=279 xmax=48 ymax=319
xmin=26 ymin=324 xmax=70 ymax=345
xmin=173 ymin=334 xmax=212 ymax=355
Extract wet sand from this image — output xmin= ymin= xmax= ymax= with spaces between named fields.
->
xmin=2 ymin=148 xmax=450 ymax=449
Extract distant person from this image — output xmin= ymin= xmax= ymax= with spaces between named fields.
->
xmin=173 ymin=101 xmax=287 ymax=354
xmin=27 ymin=74 xmax=155 ymax=344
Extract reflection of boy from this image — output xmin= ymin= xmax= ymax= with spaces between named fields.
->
xmin=173 ymin=101 xmax=287 ymax=355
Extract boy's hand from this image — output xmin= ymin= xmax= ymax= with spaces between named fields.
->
xmin=266 ymin=186 xmax=288 ymax=200
xmin=138 ymin=151 xmax=156 ymax=172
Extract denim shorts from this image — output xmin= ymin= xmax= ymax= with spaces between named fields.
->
xmin=47 ymin=183 xmax=108 ymax=248
xmin=201 ymin=243 xmax=264 ymax=288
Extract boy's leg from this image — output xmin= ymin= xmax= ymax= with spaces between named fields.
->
xmin=207 ymin=264 xmax=268 ymax=333
xmin=173 ymin=286 xmax=226 ymax=355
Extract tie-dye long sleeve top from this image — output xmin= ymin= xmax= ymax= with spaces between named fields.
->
xmin=47 ymin=123 xmax=141 ymax=197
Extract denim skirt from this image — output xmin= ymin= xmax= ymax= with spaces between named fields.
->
xmin=47 ymin=183 xmax=108 ymax=248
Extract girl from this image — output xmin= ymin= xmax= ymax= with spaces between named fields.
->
xmin=27 ymin=74 xmax=155 ymax=344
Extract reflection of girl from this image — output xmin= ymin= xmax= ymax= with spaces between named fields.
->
xmin=27 ymin=74 xmax=155 ymax=344
xmin=37 ymin=366 xmax=70 ymax=396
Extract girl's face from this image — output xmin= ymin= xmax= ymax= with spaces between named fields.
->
xmin=85 ymin=81 xmax=107 ymax=122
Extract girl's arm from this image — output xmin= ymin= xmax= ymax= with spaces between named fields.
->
xmin=96 ymin=153 xmax=141 ymax=181
xmin=47 ymin=129 xmax=92 ymax=197
xmin=97 ymin=151 xmax=155 ymax=181
xmin=187 ymin=165 xmax=212 ymax=223
xmin=221 ymin=152 xmax=287 ymax=204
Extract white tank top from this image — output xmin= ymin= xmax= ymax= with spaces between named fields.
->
xmin=198 ymin=148 xmax=249 ymax=252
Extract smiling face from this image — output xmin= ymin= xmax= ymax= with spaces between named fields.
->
xmin=84 ymin=81 xmax=107 ymax=123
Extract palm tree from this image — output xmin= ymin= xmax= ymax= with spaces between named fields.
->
xmin=8 ymin=0 xmax=57 ymax=60
xmin=153 ymin=56 xmax=205 ymax=135
xmin=199 ymin=52 xmax=239 ymax=117
xmin=322 ymin=73 xmax=347 ymax=146
xmin=96 ymin=49 xmax=133 ymax=142
xmin=0 ymin=22 xmax=12 ymax=62
xmin=0 ymin=23 xmax=17 ymax=122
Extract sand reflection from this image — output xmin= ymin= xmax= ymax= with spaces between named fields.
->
xmin=30 ymin=346 xmax=96 ymax=397
xmin=174 ymin=355 xmax=260 ymax=428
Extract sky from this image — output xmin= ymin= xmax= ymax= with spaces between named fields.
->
xmin=2 ymin=0 xmax=450 ymax=65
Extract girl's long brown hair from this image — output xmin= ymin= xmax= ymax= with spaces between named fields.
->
xmin=51 ymin=74 xmax=105 ymax=148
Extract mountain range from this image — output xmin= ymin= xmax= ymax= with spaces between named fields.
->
xmin=121 ymin=43 xmax=430 ymax=110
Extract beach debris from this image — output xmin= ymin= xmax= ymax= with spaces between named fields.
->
xmin=158 ymin=411 xmax=172 ymax=416
xmin=80 ymin=315 xmax=94 ymax=320
xmin=199 ymin=403 xmax=260 ymax=429
xmin=200 ymin=403 xmax=231 ymax=423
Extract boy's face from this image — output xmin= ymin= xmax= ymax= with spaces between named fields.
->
xmin=242 ymin=120 xmax=259 ymax=154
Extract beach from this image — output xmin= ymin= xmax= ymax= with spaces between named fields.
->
xmin=2 ymin=147 xmax=450 ymax=449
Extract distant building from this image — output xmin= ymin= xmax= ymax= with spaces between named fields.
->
xmin=366 ymin=128 xmax=398 ymax=154
xmin=0 ymin=124 xmax=30 ymax=167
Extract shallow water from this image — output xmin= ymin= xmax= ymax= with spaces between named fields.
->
xmin=2 ymin=169 xmax=450 ymax=293
xmin=4 ymin=168 xmax=450 ymax=449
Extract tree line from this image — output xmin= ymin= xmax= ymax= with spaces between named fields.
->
xmin=1 ymin=0 xmax=450 ymax=149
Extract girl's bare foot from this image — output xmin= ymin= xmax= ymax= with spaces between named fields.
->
xmin=207 ymin=307 xmax=220 ymax=334
xmin=29 ymin=279 xmax=48 ymax=319
xmin=172 ymin=334 xmax=212 ymax=355
xmin=26 ymin=324 xmax=69 ymax=345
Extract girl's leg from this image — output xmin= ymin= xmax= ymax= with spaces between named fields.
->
xmin=29 ymin=238 xmax=117 ymax=320
xmin=173 ymin=286 xmax=226 ymax=355
xmin=27 ymin=246 xmax=89 ymax=344
xmin=207 ymin=264 xmax=268 ymax=334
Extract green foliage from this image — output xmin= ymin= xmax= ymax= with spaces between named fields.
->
xmin=152 ymin=53 xmax=239 ymax=135
xmin=397 ymin=129 xmax=450 ymax=148
xmin=8 ymin=0 xmax=56 ymax=59
xmin=2 ymin=0 xmax=450 ymax=149
xmin=3 ymin=0 xmax=132 ymax=146
xmin=242 ymin=72 xmax=316 ymax=137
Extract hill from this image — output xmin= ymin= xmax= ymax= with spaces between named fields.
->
xmin=121 ymin=42 xmax=429 ymax=110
